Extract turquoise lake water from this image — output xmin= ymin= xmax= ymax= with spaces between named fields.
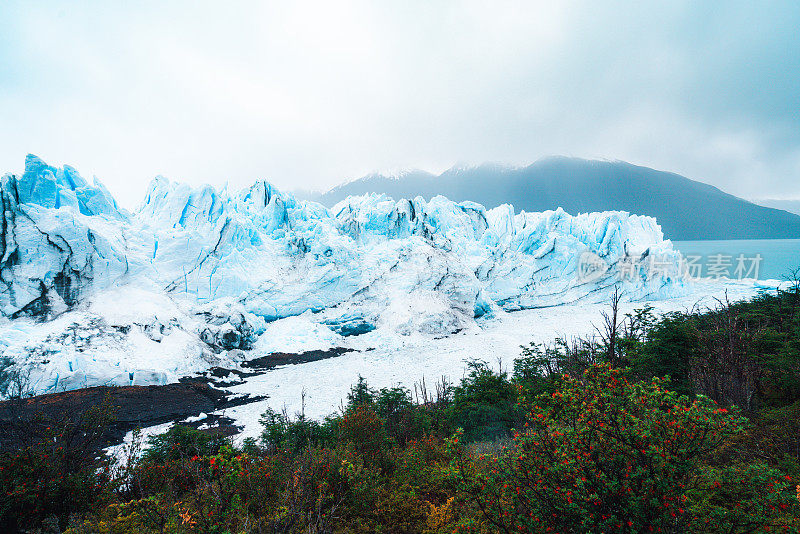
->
xmin=672 ymin=239 xmax=800 ymax=281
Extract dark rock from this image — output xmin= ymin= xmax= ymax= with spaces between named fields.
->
xmin=242 ymin=347 xmax=353 ymax=371
xmin=0 ymin=381 xmax=262 ymax=452
xmin=196 ymin=309 xmax=258 ymax=351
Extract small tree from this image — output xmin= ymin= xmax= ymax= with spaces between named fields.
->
xmin=448 ymin=360 xmax=521 ymax=442
xmin=347 ymin=375 xmax=376 ymax=409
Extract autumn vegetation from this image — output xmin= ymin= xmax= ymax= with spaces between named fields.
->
xmin=3 ymin=280 xmax=800 ymax=532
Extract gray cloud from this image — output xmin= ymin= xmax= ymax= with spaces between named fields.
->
xmin=0 ymin=0 xmax=798 ymax=207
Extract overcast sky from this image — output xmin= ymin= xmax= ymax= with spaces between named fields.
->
xmin=1 ymin=1 xmax=798 ymax=208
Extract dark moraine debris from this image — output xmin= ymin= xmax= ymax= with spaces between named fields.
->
xmin=242 ymin=347 xmax=354 ymax=371
xmin=0 ymin=381 xmax=263 ymax=451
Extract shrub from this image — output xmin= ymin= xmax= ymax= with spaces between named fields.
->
xmin=448 ymin=360 xmax=521 ymax=442
xmin=260 ymin=408 xmax=337 ymax=454
xmin=686 ymin=462 xmax=799 ymax=533
xmin=0 ymin=402 xmax=115 ymax=532
xmin=339 ymin=404 xmax=390 ymax=469
xmin=375 ymin=386 xmax=433 ymax=445
xmin=140 ymin=424 xmax=230 ymax=463
xmin=451 ymin=364 xmax=792 ymax=533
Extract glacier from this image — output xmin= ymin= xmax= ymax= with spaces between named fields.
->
xmin=0 ymin=154 xmax=693 ymax=398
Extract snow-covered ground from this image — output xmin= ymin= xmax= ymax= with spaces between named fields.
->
xmin=216 ymin=279 xmax=766 ymax=441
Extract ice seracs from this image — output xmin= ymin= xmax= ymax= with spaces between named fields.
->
xmin=0 ymin=155 xmax=691 ymax=397
xmin=0 ymin=156 xmax=132 ymax=319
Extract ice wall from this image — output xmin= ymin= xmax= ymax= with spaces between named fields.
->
xmin=0 ymin=154 xmax=688 ymax=323
xmin=0 ymin=155 xmax=691 ymax=396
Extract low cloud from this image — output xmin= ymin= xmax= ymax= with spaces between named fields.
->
xmin=0 ymin=0 xmax=797 ymax=207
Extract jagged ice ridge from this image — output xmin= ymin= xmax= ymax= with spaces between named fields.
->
xmin=0 ymin=155 xmax=689 ymax=397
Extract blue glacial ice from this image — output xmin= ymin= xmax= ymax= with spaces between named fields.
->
xmin=0 ymin=155 xmax=694 ymax=396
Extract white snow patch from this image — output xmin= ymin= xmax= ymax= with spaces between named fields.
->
xmin=251 ymin=312 xmax=343 ymax=355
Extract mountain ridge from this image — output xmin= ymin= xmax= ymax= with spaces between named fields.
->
xmin=312 ymin=157 xmax=800 ymax=241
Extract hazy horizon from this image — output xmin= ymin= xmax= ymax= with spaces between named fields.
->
xmin=9 ymin=152 xmax=800 ymax=211
xmin=2 ymin=1 xmax=799 ymax=207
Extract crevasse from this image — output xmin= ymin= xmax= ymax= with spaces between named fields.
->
xmin=0 ymin=155 xmax=690 ymax=396
xmin=0 ymin=154 xmax=688 ymax=321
